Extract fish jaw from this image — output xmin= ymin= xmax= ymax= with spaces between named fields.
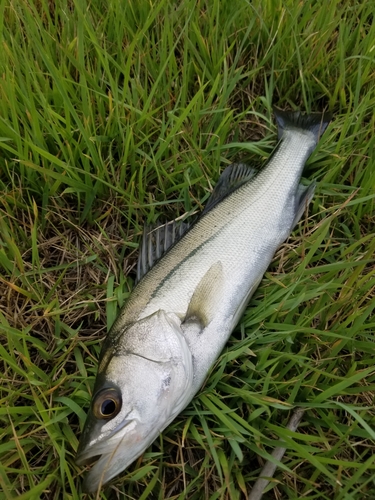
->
xmin=77 ymin=419 xmax=159 ymax=493
xmin=76 ymin=310 xmax=194 ymax=492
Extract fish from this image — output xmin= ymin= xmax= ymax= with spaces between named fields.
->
xmin=75 ymin=109 xmax=331 ymax=492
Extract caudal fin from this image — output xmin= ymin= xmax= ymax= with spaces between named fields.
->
xmin=274 ymin=108 xmax=332 ymax=143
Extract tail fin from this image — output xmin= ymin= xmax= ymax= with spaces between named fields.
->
xmin=274 ymin=108 xmax=332 ymax=143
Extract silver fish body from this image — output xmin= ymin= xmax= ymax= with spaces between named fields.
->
xmin=76 ymin=110 xmax=331 ymax=492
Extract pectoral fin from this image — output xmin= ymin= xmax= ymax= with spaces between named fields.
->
xmin=184 ymin=261 xmax=224 ymax=328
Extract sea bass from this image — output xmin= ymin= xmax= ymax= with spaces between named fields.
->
xmin=76 ymin=109 xmax=331 ymax=492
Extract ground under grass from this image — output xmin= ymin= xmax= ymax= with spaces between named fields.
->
xmin=0 ymin=0 xmax=374 ymax=499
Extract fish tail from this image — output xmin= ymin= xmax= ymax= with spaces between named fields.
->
xmin=274 ymin=108 xmax=332 ymax=143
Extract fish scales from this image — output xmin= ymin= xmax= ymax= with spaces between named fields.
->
xmin=115 ymin=131 xmax=314 ymax=325
xmin=76 ymin=109 xmax=331 ymax=492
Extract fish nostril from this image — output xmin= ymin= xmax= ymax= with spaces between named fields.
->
xmin=162 ymin=375 xmax=171 ymax=388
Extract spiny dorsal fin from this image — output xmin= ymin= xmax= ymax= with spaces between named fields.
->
xmin=202 ymin=163 xmax=258 ymax=216
xmin=184 ymin=261 xmax=224 ymax=328
xmin=136 ymin=220 xmax=191 ymax=283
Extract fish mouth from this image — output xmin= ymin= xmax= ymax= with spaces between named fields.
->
xmin=76 ymin=449 xmax=103 ymax=467
xmin=76 ymin=418 xmax=160 ymax=493
xmin=81 ymin=450 xmax=126 ymax=493
xmin=76 ymin=417 xmax=134 ymax=466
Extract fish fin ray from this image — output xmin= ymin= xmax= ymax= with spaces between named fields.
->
xmin=292 ymin=181 xmax=316 ymax=228
xmin=184 ymin=261 xmax=224 ymax=328
xmin=202 ymin=163 xmax=258 ymax=215
xmin=136 ymin=220 xmax=191 ymax=282
xmin=274 ymin=108 xmax=332 ymax=142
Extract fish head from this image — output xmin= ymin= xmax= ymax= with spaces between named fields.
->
xmin=76 ymin=309 xmax=193 ymax=493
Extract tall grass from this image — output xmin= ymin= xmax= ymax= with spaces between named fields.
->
xmin=0 ymin=0 xmax=374 ymax=498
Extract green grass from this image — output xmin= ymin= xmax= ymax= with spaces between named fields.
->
xmin=0 ymin=0 xmax=375 ymax=498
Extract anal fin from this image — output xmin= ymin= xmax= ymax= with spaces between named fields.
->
xmin=292 ymin=181 xmax=316 ymax=228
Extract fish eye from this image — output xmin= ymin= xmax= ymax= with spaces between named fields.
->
xmin=92 ymin=388 xmax=122 ymax=420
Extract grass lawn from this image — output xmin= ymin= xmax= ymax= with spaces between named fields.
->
xmin=1 ymin=0 xmax=375 ymax=498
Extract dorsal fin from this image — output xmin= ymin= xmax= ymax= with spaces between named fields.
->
xmin=136 ymin=164 xmax=257 ymax=282
xmin=202 ymin=163 xmax=258 ymax=215
xmin=136 ymin=220 xmax=191 ymax=282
